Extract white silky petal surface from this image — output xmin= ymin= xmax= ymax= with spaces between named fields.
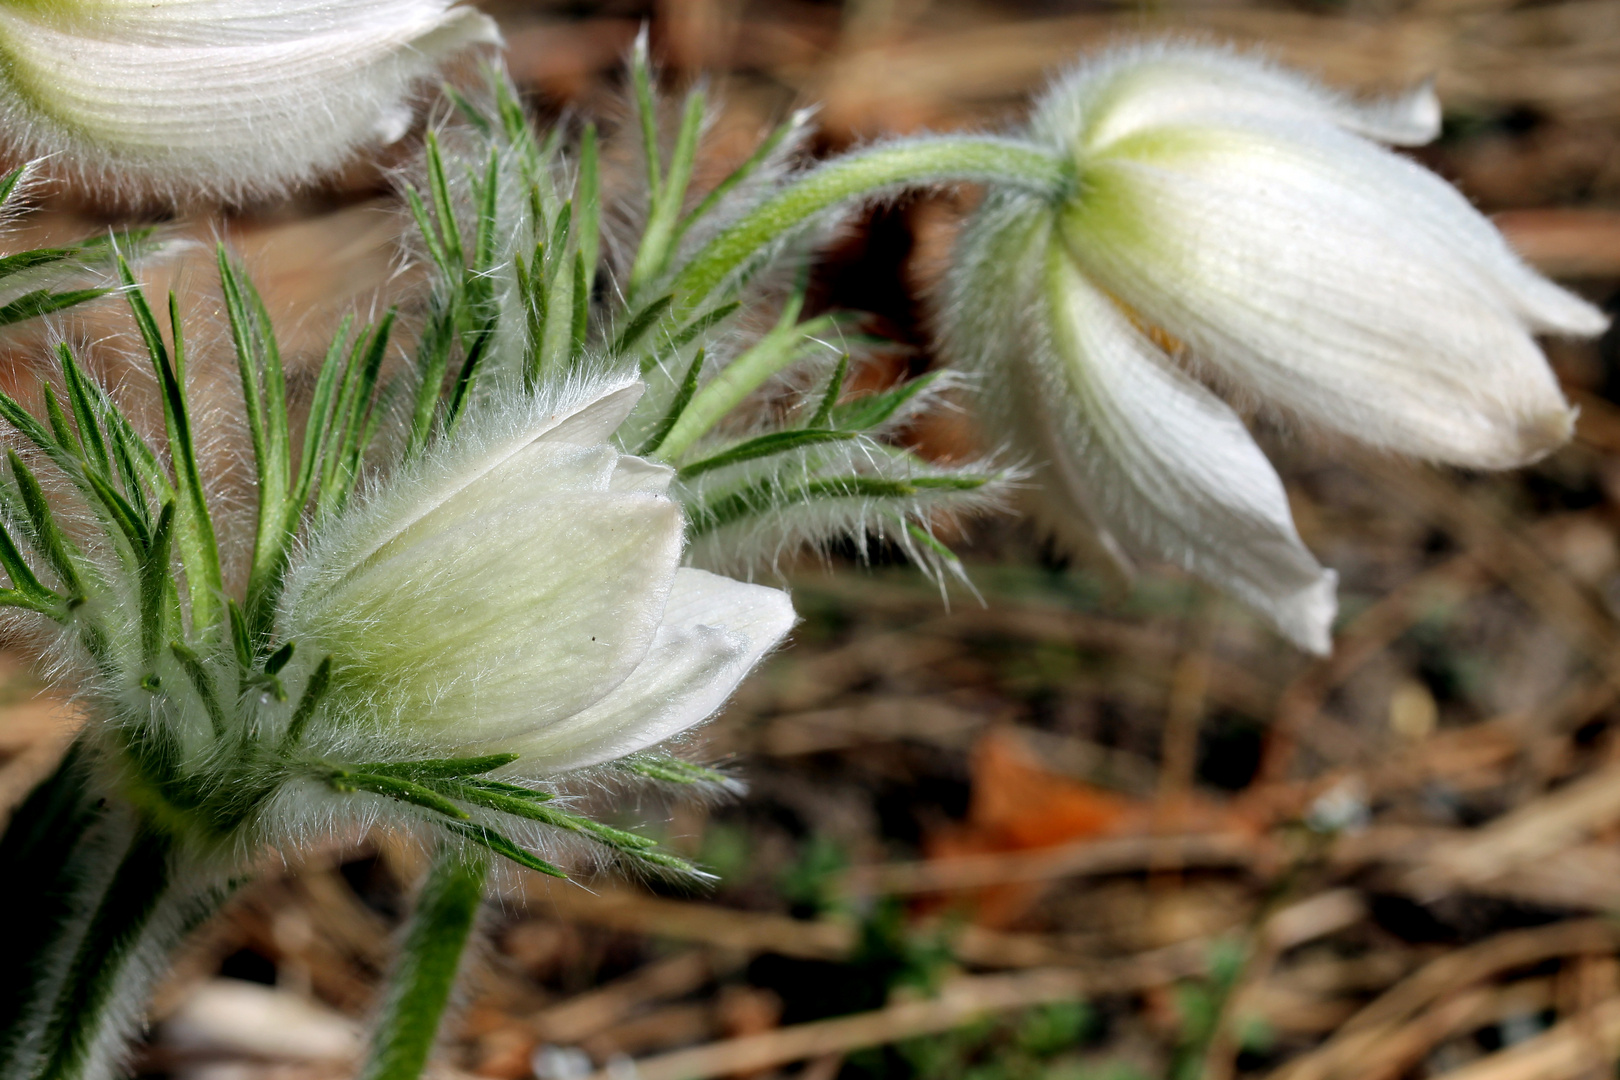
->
xmin=1034 ymin=43 xmax=1441 ymax=153
xmin=0 ymin=1 xmax=498 ymax=197
xmin=307 ymin=491 xmax=684 ymax=745
xmin=344 ymin=380 xmax=644 ymax=568
xmin=1042 ymin=255 xmax=1338 ymax=653
xmin=1262 ymin=122 xmax=1609 ymax=337
xmin=48 ymin=1 xmax=473 ymax=41
xmin=610 ymin=456 xmax=677 ymax=495
xmin=499 ymin=569 xmax=796 ymax=773
xmin=283 ymin=379 xmax=693 ymax=747
xmin=1063 ymin=123 xmax=1585 ymax=467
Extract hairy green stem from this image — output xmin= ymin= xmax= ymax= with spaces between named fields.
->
xmin=0 ymin=764 xmax=234 ymax=1080
xmin=653 ymin=310 xmax=837 ymax=462
xmin=37 ymin=827 xmax=169 ymax=1080
xmin=0 ymin=746 xmax=103 ymax=1070
xmin=358 ymin=846 xmax=488 ymax=1080
xmin=671 ymin=136 xmax=1069 ymax=309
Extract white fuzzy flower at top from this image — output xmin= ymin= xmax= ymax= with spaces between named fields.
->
xmin=279 ymin=376 xmax=796 ymax=775
xmin=941 ymin=44 xmax=1608 ymax=654
xmin=0 ymin=0 xmax=500 ymax=199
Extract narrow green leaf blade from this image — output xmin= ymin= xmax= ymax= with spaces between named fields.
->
xmin=0 ymin=287 xmax=108 ymax=328
xmin=832 ymin=371 xmax=941 ymax=431
xmin=442 ymin=821 xmax=567 ymax=878
xmin=354 ymin=754 xmax=521 ymax=781
xmin=357 ymin=846 xmax=487 ymax=1080
xmin=677 ymin=428 xmax=860 ymax=481
xmin=638 ymin=348 xmax=705 ymax=456
xmin=335 ymin=773 xmax=469 ymax=819
xmin=8 ymin=450 xmax=84 ymax=598
xmin=807 ymin=353 xmax=849 ymax=429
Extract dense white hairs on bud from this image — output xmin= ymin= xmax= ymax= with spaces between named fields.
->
xmin=0 ymin=0 xmax=500 ymax=202
xmin=1031 ymin=39 xmax=1443 ymax=152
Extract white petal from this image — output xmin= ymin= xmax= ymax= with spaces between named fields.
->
xmin=939 ymin=191 xmax=1139 ymax=586
xmin=377 ymin=443 xmax=621 ymax=561
xmin=610 ymin=456 xmax=676 ymax=495
xmin=346 ymin=380 xmax=644 ymax=566
xmin=1040 ymin=253 xmax=1337 ymax=653
xmin=1034 ymin=44 xmax=1440 ymax=154
xmin=539 ymin=381 xmax=645 ymax=445
xmin=67 ymin=1 xmax=477 ymax=42
xmin=1064 ymin=124 xmax=1582 ymax=468
xmin=300 ymin=492 xmax=685 ymax=745
xmin=1283 ymin=125 xmax=1608 ymax=337
xmin=0 ymin=2 xmax=500 ymax=198
xmin=500 ymin=569 xmax=797 ymax=772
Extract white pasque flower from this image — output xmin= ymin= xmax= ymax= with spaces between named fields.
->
xmin=941 ymin=44 xmax=1608 ymax=653
xmin=0 ymin=0 xmax=500 ymax=199
xmin=279 ymin=376 xmax=795 ymax=775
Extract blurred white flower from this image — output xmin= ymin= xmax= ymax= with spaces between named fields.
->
xmin=942 ymin=44 xmax=1608 ymax=653
xmin=280 ymin=377 xmax=796 ymax=775
xmin=0 ymin=0 xmax=500 ymax=199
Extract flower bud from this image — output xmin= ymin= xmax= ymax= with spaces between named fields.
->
xmin=940 ymin=44 xmax=1608 ymax=652
xmin=279 ymin=377 xmax=795 ymax=774
xmin=0 ymin=0 xmax=500 ymax=199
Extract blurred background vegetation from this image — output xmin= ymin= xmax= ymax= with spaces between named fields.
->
xmin=4 ymin=0 xmax=1620 ymax=1078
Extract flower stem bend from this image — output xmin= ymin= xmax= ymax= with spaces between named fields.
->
xmin=671 ymin=136 xmax=1071 ymax=310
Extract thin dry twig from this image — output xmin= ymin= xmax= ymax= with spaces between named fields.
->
xmin=1270 ymin=920 xmax=1620 ymax=1080
xmin=838 ymin=832 xmax=1264 ymax=897
xmin=580 ymin=964 xmax=1188 ymax=1080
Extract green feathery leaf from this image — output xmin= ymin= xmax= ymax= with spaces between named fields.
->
xmin=0 ymin=287 xmax=109 ymax=328
xmin=281 ymin=655 xmax=333 ymax=749
xmin=674 ymin=109 xmax=806 ymax=247
xmin=638 ymin=348 xmax=705 ymax=456
xmin=832 ymin=371 xmax=942 ymax=430
xmin=354 ymin=754 xmax=522 ymax=782
xmin=678 ymin=428 xmax=861 ymax=480
xmin=613 ymin=293 xmax=673 ymax=355
xmin=807 ymin=353 xmax=849 ymax=429
xmin=443 ymin=821 xmax=567 ymax=878
xmin=689 ymin=472 xmax=989 ymax=536
xmin=8 ymin=450 xmax=84 ymax=599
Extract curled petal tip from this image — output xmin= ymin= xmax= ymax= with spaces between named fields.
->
xmin=1378 ymin=77 xmax=1442 ymax=146
xmin=1279 ymin=569 xmax=1339 ymax=657
xmin=1513 ymin=405 xmax=1579 ymax=465
xmin=1548 ymin=296 xmax=1611 ymax=339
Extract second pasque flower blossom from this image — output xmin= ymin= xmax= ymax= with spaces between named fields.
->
xmin=941 ymin=44 xmax=1608 ymax=653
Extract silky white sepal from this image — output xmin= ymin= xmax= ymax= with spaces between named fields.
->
xmin=1059 ymin=121 xmax=1592 ymax=467
xmin=281 ymin=376 xmax=796 ymax=773
xmin=1042 ymin=252 xmax=1337 ymax=653
xmin=1035 ymin=43 xmax=1443 ymax=151
xmin=498 ymin=569 xmax=797 ymax=773
xmin=0 ymin=0 xmax=500 ymax=199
